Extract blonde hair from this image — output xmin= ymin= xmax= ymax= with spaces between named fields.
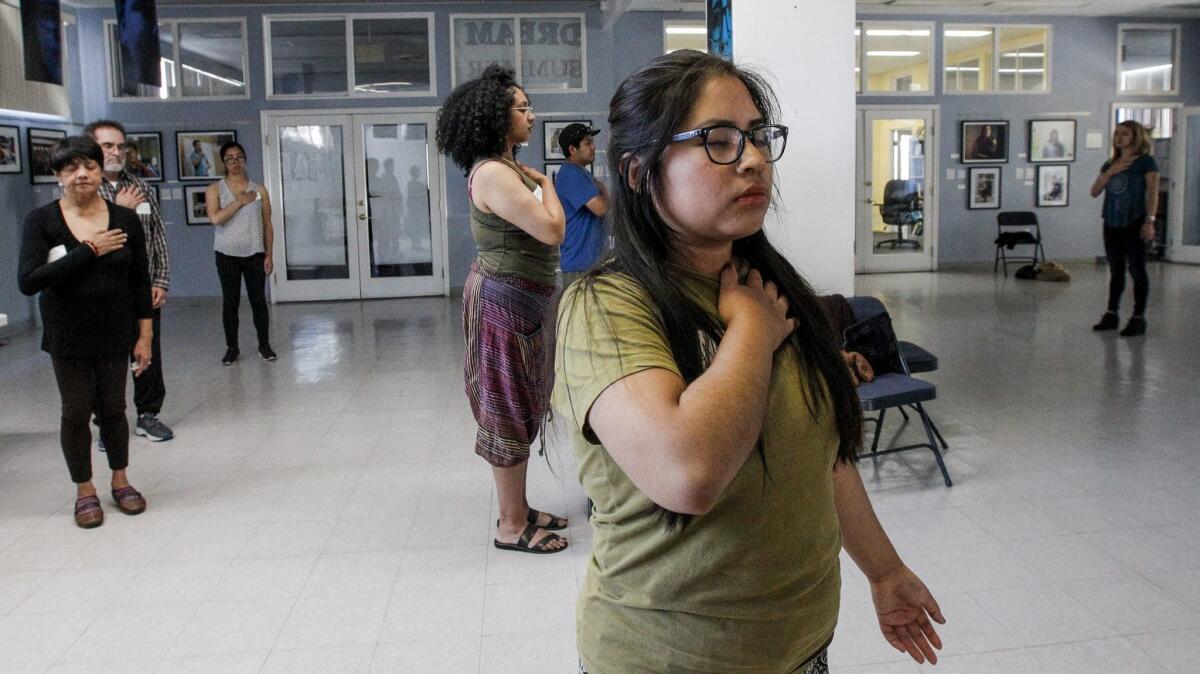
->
xmin=1111 ymin=120 xmax=1152 ymax=160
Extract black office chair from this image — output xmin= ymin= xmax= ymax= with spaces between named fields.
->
xmin=994 ymin=211 xmax=1046 ymax=277
xmin=844 ymin=297 xmax=951 ymax=487
xmin=876 ymin=179 xmax=923 ymax=250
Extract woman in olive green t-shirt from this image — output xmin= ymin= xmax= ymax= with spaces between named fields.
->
xmin=554 ymin=51 xmax=946 ymax=673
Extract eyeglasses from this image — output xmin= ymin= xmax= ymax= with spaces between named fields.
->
xmin=223 ymin=155 xmax=246 ymax=164
xmin=99 ymin=143 xmax=128 ymax=152
xmin=511 ymin=106 xmax=535 ymax=115
xmin=669 ymin=124 xmax=788 ymax=165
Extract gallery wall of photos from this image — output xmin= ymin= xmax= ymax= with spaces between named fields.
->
xmin=961 ymin=118 xmax=1076 ymax=210
xmin=0 ymin=123 xmax=241 ymax=226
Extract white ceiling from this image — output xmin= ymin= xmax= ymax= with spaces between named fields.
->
xmin=60 ymin=0 xmax=1200 ymax=17
xmin=856 ymin=0 xmax=1200 ymax=17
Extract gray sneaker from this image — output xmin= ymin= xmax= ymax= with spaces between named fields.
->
xmin=135 ymin=414 xmax=174 ymax=442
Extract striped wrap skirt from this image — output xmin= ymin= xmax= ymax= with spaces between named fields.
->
xmin=462 ymin=261 xmax=556 ymax=468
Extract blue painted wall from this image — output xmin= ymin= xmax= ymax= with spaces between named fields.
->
xmin=858 ymin=14 xmax=1200 ymax=265
xmin=62 ymin=3 xmax=692 ymax=297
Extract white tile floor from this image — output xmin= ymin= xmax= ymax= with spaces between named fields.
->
xmin=1 ymin=261 xmax=1198 ymax=672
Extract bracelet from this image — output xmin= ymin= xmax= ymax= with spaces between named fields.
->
xmin=1145 ymin=216 xmax=1157 ymax=223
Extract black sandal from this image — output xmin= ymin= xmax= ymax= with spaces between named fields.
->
xmin=494 ymin=522 xmax=568 ymax=554
xmin=527 ymin=508 xmax=568 ymax=531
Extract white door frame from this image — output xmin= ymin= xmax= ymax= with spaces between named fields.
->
xmin=855 ymin=104 xmax=940 ymax=274
xmin=260 ymin=107 xmax=451 ymax=302
xmin=1167 ymin=106 xmax=1200 ymax=264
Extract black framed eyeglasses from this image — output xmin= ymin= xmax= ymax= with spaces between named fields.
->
xmin=669 ymin=124 xmax=788 ymax=165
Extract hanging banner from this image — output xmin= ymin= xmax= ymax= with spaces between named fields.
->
xmin=115 ymin=0 xmax=162 ymax=95
xmin=707 ymin=0 xmax=732 ymax=60
xmin=21 ymin=0 xmax=63 ymax=85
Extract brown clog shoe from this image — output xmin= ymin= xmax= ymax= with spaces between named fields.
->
xmin=111 ymin=485 xmax=146 ymax=515
xmin=74 ymin=495 xmax=103 ymax=529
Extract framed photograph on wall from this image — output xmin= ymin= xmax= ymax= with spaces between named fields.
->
xmin=543 ymin=119 xmax=590 ymax=161
xmin=1037 ymin=165 xmax=1069 ymax=207
xmin=28 ymin=127 xmax=67 ymax=184
xmin=968 ymin=167 xmax=1001 ymax=209
xmin=176 ymin=130 xmax=236 ymax=181
xmin=0 ymin=125 xmax=21 ymax=174
xmin=125 ymin=132 xmax=164 ymax=181
xmin=544 ymin=162 xmax=562 ymax=183
xmin=184 ymin=185 xmax=212 ymax=225
xmin=961 ymin=121 xmax=1008 ymax=163
xmin=1029 ymin=119 xmax=1076 ymax=163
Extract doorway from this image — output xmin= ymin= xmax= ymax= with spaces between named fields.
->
xmin=1168 ymin=106 xmax=1200 ymax=264
xmin=262 ymin=110 xmax=447 ymax=302
xmin=855 ymin=106 xmax=938 ymax=273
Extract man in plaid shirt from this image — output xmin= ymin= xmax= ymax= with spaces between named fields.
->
xmin=85 ymin=120 xmax=175 ymax=442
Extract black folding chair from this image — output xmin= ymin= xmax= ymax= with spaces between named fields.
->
xmin=844 ymin=297 xmax=952 ymax=487
xmin=994 ymin=211 xmax=1046 ymax=277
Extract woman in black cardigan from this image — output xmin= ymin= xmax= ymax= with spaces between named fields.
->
xmin=17 ymin=136 xmax=153 ymax=529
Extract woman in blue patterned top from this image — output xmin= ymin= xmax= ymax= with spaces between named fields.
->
xmin=1089 ymin=121 xmax=1159 ymax=336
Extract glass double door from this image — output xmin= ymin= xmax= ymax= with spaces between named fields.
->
xmin=855 ymin=108 xmax=938 ymax=273
xmin=1168 ymin=107 xmax=1200 ymax=264
xmin=264 ymin=112 xmax=445 ymax=301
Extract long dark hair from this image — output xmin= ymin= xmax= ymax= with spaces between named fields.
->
xmin=562 ymin=50 xmax=862 ymax=529
xmin=436 ymin=64 xmax=523 ymax=174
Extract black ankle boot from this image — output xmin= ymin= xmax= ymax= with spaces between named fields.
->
xmin=1120 ymin=316 xmax=1146 ymax=337
xmin=1092 ymin=312 xmax=1119 ymax=331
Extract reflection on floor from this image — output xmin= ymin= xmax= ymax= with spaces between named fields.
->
xmin=1 ymin=261 xmax=1198 ymax=672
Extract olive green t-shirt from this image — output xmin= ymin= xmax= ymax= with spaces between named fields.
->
xmin=469 ymin=158 xmax=559 ymax=286
xmin=553 ymin=269 xmax=843 ymax=674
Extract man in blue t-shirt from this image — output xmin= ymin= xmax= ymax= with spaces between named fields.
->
xmin=554 ymin=123 xmax=608 ymax=288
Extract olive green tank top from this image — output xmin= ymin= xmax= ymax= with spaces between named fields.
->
xmin=469 ymin=158 xmax=559 ymax=286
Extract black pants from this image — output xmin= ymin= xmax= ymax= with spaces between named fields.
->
xmin=132 ymin=308 xmax=164 ymax=415
xmin=215 ymin=251 xmax=271 ymax=349
xmin=1103 ymin=227 xmax=1149 ymax=316
xmin=52 ymin=355 xmax=130 ymax=484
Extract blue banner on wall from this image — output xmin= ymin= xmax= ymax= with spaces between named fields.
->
xmin=115 ymin=0 xmax=162 ymax=95
xmin=21 ymin=0 xmax=63 ymax=85
xmin=708 ymin=0 xmax=731 ymax=60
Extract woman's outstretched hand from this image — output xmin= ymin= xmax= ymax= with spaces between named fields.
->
xmin=869 ymin=565 xmax=946 ymax=665
xmin=718 ymin=265 xmax=795 ymax=351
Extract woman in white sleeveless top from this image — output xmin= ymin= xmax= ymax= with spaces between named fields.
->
xmin=205 ymin=141 xmax=276 ymax=365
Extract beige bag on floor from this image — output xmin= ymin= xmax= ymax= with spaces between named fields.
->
xmin=1037 ymin=261 xmax=1071 ymax=282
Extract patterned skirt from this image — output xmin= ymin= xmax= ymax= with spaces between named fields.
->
xmin=462 ymin=261 xmax=556 ymax=467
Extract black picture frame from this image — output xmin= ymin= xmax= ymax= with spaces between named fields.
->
xmin=28 ymin=127 xmax=66 ymax=184
xmin=176 ymin=130 xmax=236 ymax=181
xmin=961 ymin=121 xmax=1008 ymax=164
xmin=184 ymin=184 xmax=212 ymax=225
xmin=968 ymin=167 xmax=1001 ymax=209
xmin=543 ymin=119 xmax=590 ymax=161
xmin=0 ymin=125 xmax=21 ymax=174
xmin=1028 ymin=119 xmax=1077 ymax=163
xmin=125 ymin=132 xmax=165 ymax=182
xmin=1036 ymin=165 xmax=1069 ymax=207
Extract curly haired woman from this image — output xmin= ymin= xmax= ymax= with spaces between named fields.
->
xmin=436 ymin=65 xmax=569 ymax=554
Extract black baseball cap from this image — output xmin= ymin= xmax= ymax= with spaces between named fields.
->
xmin=558 ymin=123 xmax=601 ymax=156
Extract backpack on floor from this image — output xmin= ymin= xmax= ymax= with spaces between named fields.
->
xmin=1014 ymin=264 xmax=1039 ymax=280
